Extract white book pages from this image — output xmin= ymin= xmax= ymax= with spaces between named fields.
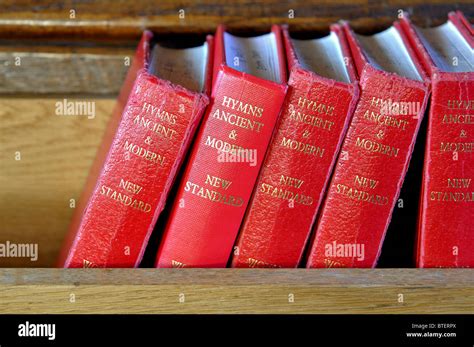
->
xmin=224 ymin=32 xmax=281 ymax=83
xmin=356 ymin=27 xmax=423 ymax=81
xmin=291 ymin=31 xmax=351 ymax=83
xmin=149 ymin=42 xmax=208 ymax=92
xmin=416 ymin=20 xmax=473 ymax=72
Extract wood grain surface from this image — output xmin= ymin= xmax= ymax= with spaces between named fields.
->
xmin=0 ymin=1 xmax=471 ymax=95
xmin=0 ymin=269 xmax=472 ymax=313
xmin=0 ymin=45 xmax=133 ymax=95
xmin=0 ymin=97 xmax=114 ymax=267
xmin=0 ymin=0 xmax=472 ymax=40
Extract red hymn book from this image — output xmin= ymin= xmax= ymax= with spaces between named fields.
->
xmin=232 ymin=25 xmax=359 ymax=268
xmin=59 ymin=32 xmax=212 ymax=267
xmin=156 ymin=25 xmax=288 ymax=268
xmin=401 ymin=12 xmax=474 ymax=267
xmin=306 ymin=20 xmax=430 ymax=268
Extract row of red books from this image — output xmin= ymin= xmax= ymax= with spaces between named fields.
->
xmin=58 ymin=11 xmax=473 ymax=268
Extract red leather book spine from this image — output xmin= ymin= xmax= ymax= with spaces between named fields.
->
xmin=306 ymin=22 xmax=430 ymax=268
xmin=418 ymin=74 xmax=474 ymax=268
xmin=455 ymin=11 xmax=473 ymax=36
xmin=401 ymin=16 xmax=474 ymax=268
xmin=58 ymin=32 xmax=211 ymax=268
xmin=231 ymin=25 xmax=359 ymax=268
xmin=156 ymin=25 xmax=287 ymax=268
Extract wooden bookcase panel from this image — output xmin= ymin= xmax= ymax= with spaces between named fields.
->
xmin=0 ymin=0 xmax=472 ymax=39
xmin=1 ymin=269 xmax=473 ymax=314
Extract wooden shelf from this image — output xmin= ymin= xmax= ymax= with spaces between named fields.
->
xmin=0 ymin=269 xmax=472 ymax=314
xmin=0 ymin=0 xmax=472 ymax=40
xmin=0 ymin=0 xmax=472 ymax=315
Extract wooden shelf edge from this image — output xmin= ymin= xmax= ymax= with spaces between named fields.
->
xmin=0 ymin=269 xmax=472 ymax=314
xmin=0 ymin=0 xmax=472 ymax=40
